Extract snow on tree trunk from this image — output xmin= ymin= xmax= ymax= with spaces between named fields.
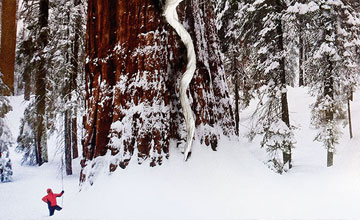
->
xmin=80 ymin=0 xmax=234 ymax=185
xmin=164 ymin=0 xmax=196 ymax=161
xmin=181 ymin=0 xmax=235 ymax=148
xmin=0 ymin=0 xmax=17 ymax=95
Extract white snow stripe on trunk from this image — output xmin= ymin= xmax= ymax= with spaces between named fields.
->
xmin=164 ymin=0 xmax=196 ymax=161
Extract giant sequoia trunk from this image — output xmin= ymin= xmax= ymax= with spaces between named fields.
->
xmin=0 ymin=0 xmax=17 ymax=95
xmin=81 ymin=0 xmax=234 ymax=184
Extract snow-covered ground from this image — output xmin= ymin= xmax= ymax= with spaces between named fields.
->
xmin=1 ymin=87 xmax=360 ymax=220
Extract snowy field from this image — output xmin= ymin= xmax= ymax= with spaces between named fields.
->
xmin=1 ymin=87 xmax=360 ymax=220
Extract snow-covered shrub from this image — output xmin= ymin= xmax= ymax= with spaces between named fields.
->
xmin=16 ymin=104 xmax=38 ymax=166
xmin=0 ymin=118 xmax=13 ymax=183
xmin=0 ymin=74 xmax=13 ymax=182
xmin=261 ymin=120 xmax=296 ymax=174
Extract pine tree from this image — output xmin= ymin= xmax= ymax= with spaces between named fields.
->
xmin=16 ymin=105 xmax=38 ymax=165
xmin=308 ymin=0 xmax=359 ymax=167
xmin=16 ymin=0 xmax=48 ymax=165
xmin=0 ymin=72 xmax=13 ymax=182
xmin=238 ymin=0 xmax=295 ymax=173
xmin=17 ymin=0 xmax=50 ymax=166
xmin=17 ymin=0 xmax=86 ymax=168
xmin=45 ymin=0 xmax=86 ymax=174
xmin=80 ymin=0 xmax=235 ymax=185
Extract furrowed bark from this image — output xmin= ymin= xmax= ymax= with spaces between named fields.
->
xmin=81 ymin=0 xmax=235 ymax=184
xmin=164 ymin=0 xmax=196 ymax=161
xmin=0 ymin=0 xmax=17 ymax=95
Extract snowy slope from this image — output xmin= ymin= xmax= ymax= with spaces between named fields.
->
xmin=1 ymin=87 xmax=360 ymax=220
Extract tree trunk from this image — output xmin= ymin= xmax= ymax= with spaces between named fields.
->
xmin=22 ymin=38 xmax=33 ymax=101
xmin=0 ymin=0 xmax=17 ymax=95
xmin=70 ymin=0 xmax=81 ymax=159
xmin=347 ymin=97 xmax=353 ymax=139
xmin=71 ymin=116 xmax=78 ymax=158
xmin=298 ymin=22 xmax=304 ymax=87
xmin=234 ymin=74 xmax=240 ymax=136
xmin=276 ymin=0 xmax=292 ymax=168
xmin=327 ymin=151 xmax=333 ymax=167
xmin=35 ymin=0 xmax=49 ymax=166
xmin=325 ymin=60 xmax=334 ymax=167
xmin=81 ymin=0 xmax=234 ymax=184
xmin=64 ymin=110 xmax=72 ymax=175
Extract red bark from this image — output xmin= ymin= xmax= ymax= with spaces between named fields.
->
xmin=81 ymin=0 xmax=234 ymax=183
xmin=0 ymin=0 xmax=17 ymax=95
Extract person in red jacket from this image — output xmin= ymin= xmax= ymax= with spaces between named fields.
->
xmin=42 ymin=188 xmax=64 ymax=216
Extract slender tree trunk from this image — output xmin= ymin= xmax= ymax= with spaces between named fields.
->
xmin=65 ymin=110 xmax=72 ymax=175
xmin=325 ymin=61 xmax=334 ymax=167
xmin=298 ymin=22 xmax=304 ymax=87
xmin=276 ymin=0 xmax=292 ymax=168
xmin=81 ymin=0 xmax=234 ymax=183
xmin=35 ymin=0 xmax=49 ymax=166
xmin=71 ymin=115 xmax=78 ymax=158
xmin=23 ymin=67 xmax=31 ymax=101
xmin=347 ymin=97 xmax=353 ymax=139
xmin=0 ymin=0 xmax=17 ymax=95
xmin=327 ymin=150 xmax=333 ymax=167
xmin=234 ymin=74 xmax=240 ymax=136
xmin=70 ymin=0 xmax=81 ymax=159
xmin=22 ymin=38 xmax=33 ymax=101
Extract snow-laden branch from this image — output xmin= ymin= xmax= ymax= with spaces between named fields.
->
xmin=164 ymin=0 xmax=196 ymax=161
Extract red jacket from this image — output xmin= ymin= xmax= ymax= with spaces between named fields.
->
xmin=42 ymin=190 xmax=63 ymax=206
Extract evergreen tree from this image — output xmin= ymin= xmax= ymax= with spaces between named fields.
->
xmin=16 ymin=0 xmax=86 ymax=168
xmin=308 ymin=0 xmax=359 ymax=167
xmin=16 ymin=0 xmax=49 ymax=166
xmin=16 ymin=104 xmax=38 ymax=165
xmin=0 ymin=73 xmax=13 ymax=182
xmin=242 ymin=0 xmax=295 ymax=173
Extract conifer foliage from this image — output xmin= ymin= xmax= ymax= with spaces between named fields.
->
xmin=0 ymin=74 xmax=13 ymax=182
xmin=16 ymin=0 xmax=86 ymax=170
xmin=216 ymin=0 xmax=360 ymax=169
xmin=308 ymin=0 xmax=360 ymax=166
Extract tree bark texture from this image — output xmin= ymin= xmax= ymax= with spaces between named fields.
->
xmin=72 ymin=116 xmax=78 ymax=159
xmin=35 ymin=0 xmax=49 ymax=165
xmin=65 ymin=110 xmax=73 ymax=175
xmin=0 ymin=0 xmax=17 ymax=95
xmin=81 ymin=0 xmax=235 ymax=183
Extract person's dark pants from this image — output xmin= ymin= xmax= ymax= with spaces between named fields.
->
xmin=48 ymin=203 xmax=62 ymax=216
